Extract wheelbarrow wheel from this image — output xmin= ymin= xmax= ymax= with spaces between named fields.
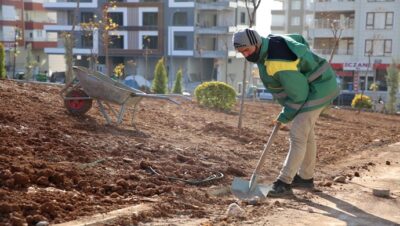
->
xmin=64 ymin=89 xmax=93 ymax=115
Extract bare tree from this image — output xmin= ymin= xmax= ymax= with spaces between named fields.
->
xmin=238 ymin=0 xmax=262 ymax=130
xmin=328 ymin=19 xmax=344 ymax=63
xmin=63 ymin=0 xmax=80 ymax=86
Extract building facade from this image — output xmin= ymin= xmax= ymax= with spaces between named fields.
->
xmin=42 ymin=0 xmax=254 ymax=93
xmin=271 ymin=0 xmax=400 ymax=102
xmin=0 ymin=0 xmax=57 ymax=78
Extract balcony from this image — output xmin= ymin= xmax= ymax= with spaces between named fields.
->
xmin=196 ymin=0 xmax=237 ymax=10
xmin=196 ymin=26 xmax=235 ymax=34
xmin=194 ymin=50 xmax=226 ymax=58
xmin=44 ymin=47 xmax=92 ymax=54
xmin=44 ymin=24 xmax=76 ymax=31
xmin=313 ymin=48 xmax=354 ymax=63
xmin=43 ymin=0 xmax=98 ymax=9
xmin=309 ymin=28 xmax=354 ymax=38
xmin=314 ymin=0 xmax=355 ymax=11
xmin=313 ymin=48 xmax=353 ymax=56
xmin=313 ymin=18 xmax=354 ymax=29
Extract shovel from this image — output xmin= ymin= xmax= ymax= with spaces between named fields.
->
xmin=231 ymin=122 xmax=281 ymax=200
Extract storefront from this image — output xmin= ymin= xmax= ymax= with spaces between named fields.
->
xmin=331 ymin=62 xmax=389 ymax=92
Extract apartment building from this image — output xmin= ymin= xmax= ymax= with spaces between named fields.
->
xmin=271 ymin=0 xmax=400 ymax=101
xmin=0 ymin=0 xmax=57 ymax=78
xmin=43 ymin=0 xmax=165 ymax=77
xmin=43 ymin=0 xmax=253 ymax=93
xmin=165 ymin=0 xmax=253 ymax=93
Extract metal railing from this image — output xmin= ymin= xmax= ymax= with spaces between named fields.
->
xmin=313 ymin=48 xmax=353 ymax=55
xmin=316 ymin=0 xmax=355 ymax=2
xmin=313 ymin=18 xmax=354 ymax=29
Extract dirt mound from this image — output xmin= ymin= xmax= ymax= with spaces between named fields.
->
xmin=0 ymin=79 xmax=400 ymax=225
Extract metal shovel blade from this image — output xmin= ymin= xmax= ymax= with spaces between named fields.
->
xmin=230 ymin=123 xmax=280 ymax=201
xmin=231 ymin=176 xmax=273 ymax=200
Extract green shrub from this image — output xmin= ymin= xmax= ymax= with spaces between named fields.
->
xmin=151 ymin=57 xmax=168 ymax=94
xmin=194 ymin=81 xmax=237 ymax=111
xmin=172 ymin=68 xmax=183 ymax=94
xmin=351 ymin=94 xmax=372 ymax=109
xmin=35 ymin=73 xmax=47 ymax=82
xmin=0 ymin=43 xmax=6 ymax=79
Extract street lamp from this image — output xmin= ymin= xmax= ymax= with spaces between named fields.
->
xmin=143 ymin=36 xmax=152 ymax=81
xmin=13 ymin=27 xmax=21 ymax=79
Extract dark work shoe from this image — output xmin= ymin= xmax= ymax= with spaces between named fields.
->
xmin=267 ymin=179 xmax=293 ymax=197
xmin=292 ymin=174 xmax=314 ymax=188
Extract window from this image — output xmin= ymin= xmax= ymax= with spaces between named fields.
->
xmin=81 ymin=12 xmax=94 ymax=23
xmin=109 ymin=35 xmax=123 ymax=49
xmin=291 ymin=0 xmax=301 ymax=10
xmin=366 ymin=13 xmax=374 ymax=28
xmin=347 ymin=39 xmax=353 ymax=55
xmin=385 ymin=12 xmax=393 ymax=29
xmin=142 ymin=36 xmax=158 ymax=49
xmin=173 ymin=12 xmax=187 ymax=26
xmin=291 ymin=16 xmax=300 ymax=26
xmin=81 ymin=35 xmax=93 ymax=48
xmin=366 ymin=12 xmax=393 ymax=29
xmin=108 ymin=12 xmax=123 ymax=26
xmin=143 ymin=12 xmax=158 ymax=26
xmin=174 ymin=35 xmax=187 ymax=50
xmin=240 ymin=12 xmax=246 ymax=24
xmin=367 ymin=0 xmax=394 ymax=2
xmin=365 ymin=39 xmax=392 ymax=56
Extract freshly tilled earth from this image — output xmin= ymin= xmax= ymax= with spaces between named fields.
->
xmin=1 ymin=79 xmax=400 ymax=225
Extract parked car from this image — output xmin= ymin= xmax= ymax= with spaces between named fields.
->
xmin=258 ymin=88 xmax=274 ymax=100
xmin=333 ymin=92 xmax=355 ymax=106
xmin=50 ymin=72 xmax=66 ymax=83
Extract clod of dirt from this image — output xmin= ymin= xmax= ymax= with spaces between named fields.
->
xmin=26 ymin=215 xmax=48 ymax=226
xmin=10 ymin=213 xmax=25 ymax=226
xmin=386 ymin=161 xmax=391 ymax=165
xmin=176 ymin=154 xmax=191 ymax=163
xmin=13 ymin=172 xmax=30 ymax=186
xmin=273 ymin=200 xmax=281 ymax=206
xmin=244 ymin=199 xmax=260 ymax=206
xmin=225 ymin=166 xmax=246 ymax=177
xmin=207 ymin=186 xmax=230 ymax=197
xmin=139 ymin=160 xmax=152 ymax=170
xmin=0 ymin=169 xmax=12 ymax=179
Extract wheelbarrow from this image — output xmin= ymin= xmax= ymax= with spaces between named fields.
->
xmin=61 ymin=66 xmax=190 ymax=127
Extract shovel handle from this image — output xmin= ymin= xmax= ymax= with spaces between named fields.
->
xmin=252 ymin=122 xmax=281 ymax=177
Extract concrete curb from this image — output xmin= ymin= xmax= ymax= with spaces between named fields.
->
xmin=53 ymin=204 xmax=150 ymax=226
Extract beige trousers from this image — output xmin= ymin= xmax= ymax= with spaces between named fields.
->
xmin=278 ymin=107 xmax=324 ymax=184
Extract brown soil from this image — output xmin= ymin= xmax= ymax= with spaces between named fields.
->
xmin=0 ymin=79 xmax=400 ymax=226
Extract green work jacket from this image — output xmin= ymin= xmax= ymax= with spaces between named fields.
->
xmin=256 ymin=34 xmax=339 ymax=123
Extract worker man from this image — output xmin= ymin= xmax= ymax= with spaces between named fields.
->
xmin=232 ymin=28 xmax=339 ymax=197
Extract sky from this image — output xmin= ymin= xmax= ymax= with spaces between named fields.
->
xmin=256 ymin=1 xmax=272 ymax=36
xmin=256 ymin=0 xmax=282 ymax=36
